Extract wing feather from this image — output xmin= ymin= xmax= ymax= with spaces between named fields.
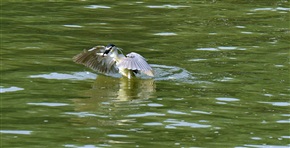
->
xmin=118 ymin=52 xmax=154 ymax=76
xmin=73 ymin=46 xmax=118 ymax=74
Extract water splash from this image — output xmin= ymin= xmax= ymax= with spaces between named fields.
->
xmin=151 ymin=64 xmax=194 ymax=82
xmin=29 ymin=64 xmax=195 ymax=84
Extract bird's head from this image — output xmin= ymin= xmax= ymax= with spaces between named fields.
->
xmin=103 ymin=44 xmax=115 ymax=55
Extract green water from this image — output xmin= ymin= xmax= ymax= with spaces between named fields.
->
xmin=1 ymin=1 xmax=289 ymax=148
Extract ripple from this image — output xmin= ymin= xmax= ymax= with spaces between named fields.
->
xmin=151 ymin=64 xmax=194 ymax=82
xmin=164 ymin=119 xmax=211 ymax=128
xmin=64 ymin=144 xmax=100 ymax=148
xmin=275 ymin=64 xmax=285 ymax=67
xmin=85 ymin=5 xmax=111 ymax=9
xmin=188 ymin=58 xmax=207 ymax=62
xmin=281 ymin=114 xmax=290 ymax=117
xmin=241 ymin=31 xmax=253 ymax=34
xmin=147 ymin=103 xmax=163 ymax=107
xmin=143 ymin=122 xmax=163 ymax=126
xmin=258 ymin=101 xmax=290 ymax=107
xmin=29 ymin=72 xmax=96 ymax=80
xmin=0 ymin=130 xmax=32 ymax=135
xmin=216 ymin=97 xmax=240 ymax=102
xmin=153 ymin=32 xmax=177 ymax=36
xmin=244 ymin=144 xmax=290 ymax=148
xmin=276 ymin=120 xmax=290 ymax=123
xmin=64 ymin=112 xmax=108 ymax=118
xmin=215 ymin=77 xmax=234 ymax=82
xmin=277 ymin=7 xmax=290 ymax=11
xmin=29 ymin=64 xmax=194 ymax=83
xmin=252 ymin=7 xmax=290 ymax=11
xmin=168 ymin=110 xmax=188 ymax=115
xmin=252 ymin=8 xmax=274 ymax=11
xmin=197 ymin=47 xmax=246 ymax=51
xmin=236 ymin=26 xmax=246 ymax=28
xmin=0 ymin=86 xmax=24 ymax=93
xmin=127 ymin=112 xmax=165 ymax=117
xmin=191 ymin=110 xmax=212 ymax=115
xmin=107 ymin=134 xmax=128 ymax=138
xmin=27 ymin=102 xmax=69 ymax=107
xmin=196 ymin=47 xmax=218 ymax=51
xmin=251 ymin=137 xmax=262 ymax=140
xmin=63 ymin=24 xmax=83 ymax=28
xmin=218 ymin=46 xmax=238 ymax=50
xmin=147 ymin=5 xmax=190 ymax=9
xmin=281 ymin=136 xmax=290 ymax=139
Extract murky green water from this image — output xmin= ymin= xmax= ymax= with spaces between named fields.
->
xmin=1 ymin=1 xmax=289 ymax=148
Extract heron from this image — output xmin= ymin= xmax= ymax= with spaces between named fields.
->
xmin=73 ymin=44 xmax=154 ymax=79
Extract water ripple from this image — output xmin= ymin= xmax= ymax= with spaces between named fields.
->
xmin=258 ymin=101 xmax=290 ymax=107
xmin=276 ymin=120 xmax=290 ymax=123
xmin=167 ymin=110 xmax=188 ymax=115
xmin=85 ymin=5 xmax=111 ymax=9
xmin=151 ymin=64 xmax=194 ymax=82
xmin=216 ymin=97 xmax=240 ymax=102
xmin=63 ymin=24 xmax=83 ymax=28
xmin=29 ymin=64 xmax=193 ymax=83
xmin=147 ymin=5 xmax=190 ymax=9
xmin=143 ymin=122 xmax=163 ymax=126
xmin=0 ymin=86 xmax=24 ymax=93
xmin=252 ymin=7 xmax=290 ymax=11
xmin=153 ymin=32 xmax=177 ymax=36
xmin=191 ymin=110 xmax=212 ymax=115
xmin=147 ymin=103 xmax=163 ymax=107
xmin=244 ymin=144 xmax=290 ymax=148
xmin=0 ymin=130 xmax=32 ymax=135
xmin=127 ymin=112 xmax=165 ymax=117
xmin=107 ymin=134 xmax=128 ymax=138
xmin=164 ymin=119 xmax=211 ymax=128
xmin=29 ymin=72 xmax=96 ymax=80
xmin=27 ymin=102 xmax=69 ymax=107
xmin=196 ymin=47 xmax=246 ymax=51
xmin=64 ymin=112 xmax=108 ymax=118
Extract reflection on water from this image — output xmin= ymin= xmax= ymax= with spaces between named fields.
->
xmin=68 ymin=74 xmax=156 ymax=117
xmin=90 ymin=75 xmax=155 ymax=101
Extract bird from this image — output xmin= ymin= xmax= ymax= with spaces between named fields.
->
xmin=73 ymin=44 xmax=154 ymax=79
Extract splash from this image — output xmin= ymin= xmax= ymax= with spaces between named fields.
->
xmin=29 ymin=64 xmax=195 ymax=83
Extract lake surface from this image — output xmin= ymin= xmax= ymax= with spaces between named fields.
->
xmin=1 ymin=1 xmax=289 ymax=148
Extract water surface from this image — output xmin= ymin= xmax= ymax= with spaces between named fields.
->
xmin=1 ymin=1 xmax=289 ymax=148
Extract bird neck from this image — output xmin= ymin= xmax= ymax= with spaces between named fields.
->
xmin=110 ymin=49 xmax=125 ymax=62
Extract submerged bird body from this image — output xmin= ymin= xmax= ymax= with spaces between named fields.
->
xmin=73 ymin=44 xmax=154 ymax=79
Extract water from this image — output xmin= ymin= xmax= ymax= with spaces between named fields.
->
xmin=1 ymin=1 xmax=290 ymax=148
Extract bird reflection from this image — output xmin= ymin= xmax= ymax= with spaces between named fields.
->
xmin=72 ymin=75 xmax=156 ymax=112
xmin=91 ymin=75 xmax=155 ymax=101
xmin=68 ymin=75 xmax=156 ymax=144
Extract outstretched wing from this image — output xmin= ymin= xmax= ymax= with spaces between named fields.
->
xmin=73 ymin=46 xmax=118 ymax=74
xmin=117 ymin=52 xmax=154 ymax=76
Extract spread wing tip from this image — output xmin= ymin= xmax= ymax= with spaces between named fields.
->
xmin=72 ymin=47 xmax=118 ymax=74
xmin=142 ymin=70 xmax=154 ymax=77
